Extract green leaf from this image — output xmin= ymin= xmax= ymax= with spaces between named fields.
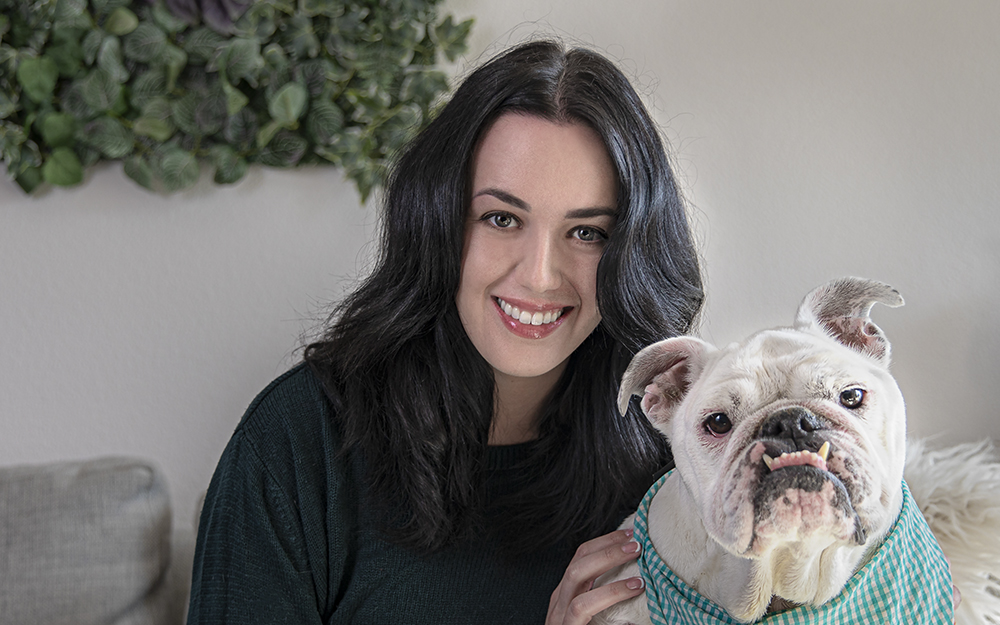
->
xmin=267 ymin=82 xmax=307 ymax=125
xmin=170 ymin=92 xmax=200 ymax=136
xmin=284 ymin=15 xmax=320 ymax=60
xmin=182 ymin=27 xmax=227 ymax=63
xmin=41 ymin=112 xmax=77 ymax=147
xmin=222 ymin=107 xmax=257 ymax=146
xmin=211 ymin=38 xmax=263 ymax=84
xmin=255 ymin=118 xmax=281 ymax=148
xmin=123 ymin=22 xmax=168 ymax=63
xmin=193 ymin=91 xmax=226 ymax=134
xmin=298 ymin=0 xmax=345 ymax=18
xmin=80 ymin=68 xmax=121 ymax=112
xmin=54 ymin=0 xmax=87 ymax=22
xmin=60 ymin=80 xmax=98 ymax=120
xmin=432 ymin=16 xmax=473 ymax=62
xmin=42 ymin=146 xmax=84 ymax=186
xmin=220 ymin=76 xmax=249 ymax=116
xmin=210 ymin=144 xmax=247 ymax=184
xmin=133 ymin=116 xmax=174 ymax=141
xmin=151 ymin=0 xmax=190 ymax=34
xmin=97 ymin=36 xmax=130 ymax=83
xmin=123 ymin=153 xmax=155 ymax=189
xmin=103 ymin=7 xmax=139 ymax=36
xmin=130 ymin=68 xmax=167 ymax=108
xmin=79 ymin=115 xmax=133 ymax=158
xmin=46 ymin=34 xmax=85 ymax=78
xmin=156 ymin=147 xmax=199 ymax=192
xmin=256 ymin=129 xmax=306 ymax=167
xmin=17 ymin=56 xmax=59 ymax=103
xmin=162 ymin=43 xmax=187 ymax=91
xmin=305 ymin=98 xmax=343 ymax=146
xmin=82 ymin=29 xmax=103 ymax=64
xmin=0 ymin=91 xmax=16 ymax=119
xmin=15 ymin=165 xmax=44 ymax=193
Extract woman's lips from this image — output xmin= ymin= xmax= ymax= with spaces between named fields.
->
xmin=493 ymin=297 xmax=571 ymax=339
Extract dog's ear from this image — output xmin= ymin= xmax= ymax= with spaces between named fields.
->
xmin=794 ymin=277 xmax=904 ymax=365
xmin=618 ymin=337 xmax=711 ymax=424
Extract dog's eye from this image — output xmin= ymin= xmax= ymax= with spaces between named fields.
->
xmin=839 ymin=388 xmax=865 ymax=409
xmin=705 ymin=413 xmax=733 ymax=436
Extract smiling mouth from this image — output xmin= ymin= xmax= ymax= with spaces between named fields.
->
xmin=495 ymin=297 xmax=569 ymax=326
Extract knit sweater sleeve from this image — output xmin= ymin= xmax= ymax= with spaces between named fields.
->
xmin=187 ymin=365 xmax=351 ymax=624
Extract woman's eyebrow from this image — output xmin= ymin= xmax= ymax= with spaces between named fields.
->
xmin=472 ymin=187 xmax=530 ymax=210
xmin=473 ymin=188 xmax=616 ymax=219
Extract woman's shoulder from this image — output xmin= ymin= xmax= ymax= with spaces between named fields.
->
xmin=233 ymin=361 xmax=342 ymax=462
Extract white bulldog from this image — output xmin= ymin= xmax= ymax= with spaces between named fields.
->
xmin=595 ymin=277 xmax=947 ymax=624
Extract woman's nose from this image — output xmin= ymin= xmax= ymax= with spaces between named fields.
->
xmin=517 ymin=234 xmax=563 ymax=293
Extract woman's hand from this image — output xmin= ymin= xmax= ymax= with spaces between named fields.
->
xmin=545 ymin=528 xmax=645 ymax=624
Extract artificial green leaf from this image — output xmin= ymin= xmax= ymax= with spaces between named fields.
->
xmin=170 ymin=92 xmax=200 ymax=136
xmin=156 ymin=147 xmax=199 ymax=191
xmin=0 ymin=92 xmax=15 ymax=119
xmin=255 ymin=118 xmax=281 ymax=148
xmin=284 ymin=15 xmax=320 ymax=60
xmin=123 ymin=153 xmax=155 ymax=189
xmin=162 ymin=43 xmax=187 ymax=91
xmin=298 ymin=0 xmax=345 ymax=18
xmin=92 ymin=0 xmax=131 ymax=19
xmin=54 ymin=0 xmax=87 ymax=22
xmin=97 ymin=36 xmax=130 ymax=83
xmin=123 ymin=22 xmax=168 ymax=63
xmin=17 ymin=56 xmax=59 ymax=103
xmin=262 ymin=42 xmax=288 ymax=70
xmin=60 ymin=80 xmax=98 ymax=120
xmin=46 ymin=33 xmax=85 ymax=78
xmin=103 ymin=7 xmax=139 ymax=36
xmin=210 ymin=144 xmax=247 ymax=184
xmin=82 ymin=30 xmax=102 ymax=64
xmin=305 ymin=98 xmax=343 ymax=146
xmin=80 ymin=68 xmax=121 ymax=112
xmin=42 ymin=146 xmax=84 ymax=186
xmin=212 ymin=38 xmax=263 ymax=84
xmin=193 ymin=91 xmax=226 ymax=134
xmin=130 ymin=69 xmax=167 ymax=108
xmin=41 ymin=112 xmax=77 ymax=147
xmin=222 ymin=107 xmax=257 ymax=146
xmin=79 ymin=116 xmax=133 ymax=158
xmin=268 ymin=81 xmax=307 ymax=125
xmin=151 ymin=0 xmax=190 ymax=34
xmin=182 ymin=27 xmax=227 ymax=63
xmin=133 ymin=116 xmax=174 ymax=141
xmin=298 ymin=58 xmax=347 ymax=96
xmin=400 ymin=69 xmax=449 ymax=107
xmin=220 ymin=76 xmax=249 ymax=116
xmin=256 ymin=129 xmax=306 ymax=167
xmin=432 ymin=16 xmax=473 ymax=62
xmin=15 ymin=165 xmax=44 ymax=193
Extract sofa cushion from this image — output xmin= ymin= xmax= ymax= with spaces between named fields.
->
xmin=0 ymin=457 xmax=173 ymax=625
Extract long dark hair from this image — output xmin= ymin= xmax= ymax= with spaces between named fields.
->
xmin=304 ymin=40 xmax=703 ymax=554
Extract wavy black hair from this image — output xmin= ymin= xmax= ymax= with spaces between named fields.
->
xmin=304 ymin=40 xmax=704 ymax=554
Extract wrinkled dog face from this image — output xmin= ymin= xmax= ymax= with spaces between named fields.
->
xmin=620 ymin=278 xmax=907 ymax=561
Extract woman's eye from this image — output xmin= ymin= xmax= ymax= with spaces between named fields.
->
xmin=572 ymin=226 xmax=608 ymax=242
xmin=840 ymin=388 xmax=865 ymax=409
xmin=486 ymin=213 xmax=517 ymax=228
xmin=704 ymin=413 xmax=733 ymax=436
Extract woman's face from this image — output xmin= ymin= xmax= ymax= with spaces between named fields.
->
xmin=456 ymin=113 xmax=618 ymax=384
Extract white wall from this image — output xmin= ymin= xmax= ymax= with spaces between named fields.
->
xmin=3 ymin=0 xmax=998 ymax=531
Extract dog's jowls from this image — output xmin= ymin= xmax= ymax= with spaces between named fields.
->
xmin=595 ymin=277 xmax=930 ymax=624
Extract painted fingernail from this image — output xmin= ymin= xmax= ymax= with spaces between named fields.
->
xmin=621 ymin=540 xmax=640 ymax=554
xmin=623 ymin=528 xmax=634 ymax=539
xmin=626 ymin=577 xmax=644 ymax=590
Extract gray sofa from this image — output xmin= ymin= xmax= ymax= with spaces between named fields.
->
xmin=0 ymin=457 xmax=196 ymax=625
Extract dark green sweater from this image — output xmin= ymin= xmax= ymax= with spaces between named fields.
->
xmin=187 ymin=364 xmax=579 ymax=624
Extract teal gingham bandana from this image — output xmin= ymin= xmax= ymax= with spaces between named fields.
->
xmin=636 ymin=470 xmax=954 ymax=624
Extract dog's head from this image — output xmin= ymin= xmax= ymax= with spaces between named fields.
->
xmin=620 ymin=278 xmax=906 ymax=562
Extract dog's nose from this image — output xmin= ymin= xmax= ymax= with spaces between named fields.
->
xmin=759 ymin=407 xmax=824 ymax=443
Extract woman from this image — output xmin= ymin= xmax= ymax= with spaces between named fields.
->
xmin=187 ymin=40 xmax=703 ymax=624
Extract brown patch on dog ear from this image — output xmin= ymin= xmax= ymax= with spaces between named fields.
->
xmin=794 ymin=277 xmax=904 ymax=364
xmin=618 ymin=337 xmax=711 ymax=424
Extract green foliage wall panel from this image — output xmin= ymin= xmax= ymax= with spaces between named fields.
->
xmin=0 ymin=0 xmax=472 ymax=201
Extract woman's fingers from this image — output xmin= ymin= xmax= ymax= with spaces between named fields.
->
xmin=546 ymin=528 xmax=645 ymax=624
xmin=561 ymin=576 xmax=645 ymax=624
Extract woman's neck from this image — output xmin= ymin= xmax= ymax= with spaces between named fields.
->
xmin=489 ymin=361 xmax=567 ymax=445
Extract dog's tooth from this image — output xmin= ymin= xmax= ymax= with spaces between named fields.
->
xmin=818 ymin=441 xmax=830 ymax=461
xmin=763 ymin=454 xmax=774 ymax=470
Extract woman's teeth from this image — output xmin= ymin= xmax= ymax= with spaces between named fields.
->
xmin=496 ymin=298 xmax=564 ymax=326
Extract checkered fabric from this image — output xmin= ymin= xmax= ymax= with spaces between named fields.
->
xmin=636 ymin=470 xmax=954 ymax=624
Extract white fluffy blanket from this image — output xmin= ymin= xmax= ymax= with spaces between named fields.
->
xmin=906 ymin=439 xmax=1000 ymax=625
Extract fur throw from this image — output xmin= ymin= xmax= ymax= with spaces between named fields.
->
xmin=905 ymin=439 xmax=1000 ymax=625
